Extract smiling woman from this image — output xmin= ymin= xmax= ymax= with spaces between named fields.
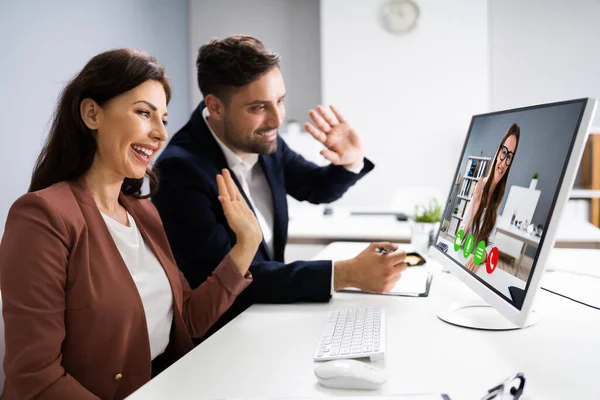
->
xmin=0 ymin=49 xmax=262 ymax=399
xmin=460 ymin=123 xmax=521 ymax=272
xmin=78 ymin=79 xmax=170 ymax=211
xmin=29 ymin=49 xmax=171 ymax=200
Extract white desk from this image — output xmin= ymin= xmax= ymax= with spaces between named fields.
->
xmin=495 ymin=221 xmax=541 ymax=276
xmin=288 ymin=206 xmax=600 ymax=249
xmin=496 ymin=221 xmax=541 ymax=248
xmin=288 ymin=206 xmax=411 ymax=244
xmin=543 ymin=248 xmax=600 ymax=309
xmin=127 ymin=243 xmax=600 ymax=400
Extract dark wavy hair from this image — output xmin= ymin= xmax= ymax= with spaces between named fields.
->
xmin=472 ymin=123 xmax=521 ymax=245
xmin=29 ymin=48 xmax=171 ymax=198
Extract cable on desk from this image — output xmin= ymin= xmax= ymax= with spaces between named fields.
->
xmin=541 ymin=287 xmax=600 ymax=311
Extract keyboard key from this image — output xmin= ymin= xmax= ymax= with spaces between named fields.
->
xmin=323 ymin=328 xmax=335 ymax=336
xmin=316 ymin=307 xmax=384 ymax=361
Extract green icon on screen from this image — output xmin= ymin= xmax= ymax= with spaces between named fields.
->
xmin=474 ymin=240 xmax=486 ymax=266
xmin=454 ymin=229 xmax=465 ymax=252
xmin=463 ymin=234 xmax=475 ymax=258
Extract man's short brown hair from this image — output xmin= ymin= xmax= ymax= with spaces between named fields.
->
xmin=196 ymin=35 xmax=281 ymax=101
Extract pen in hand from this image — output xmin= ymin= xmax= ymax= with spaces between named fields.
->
xmin=375 ymin=247 xmax=394 ymax=254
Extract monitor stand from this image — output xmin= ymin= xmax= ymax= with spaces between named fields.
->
xmin=437 ymin=300 xmax=538 ymax=331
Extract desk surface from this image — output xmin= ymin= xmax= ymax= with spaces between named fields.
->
xmin=288 ymin=206 xmax=412 ymax=244
xmin=127 ymin=243 xmax=600 ymax=400
xmin=288 ymin=206 xmax=600 ymax=249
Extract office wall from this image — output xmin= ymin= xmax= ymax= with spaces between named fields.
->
xmin=188 ymin=0 xmax=321 ymax=122
xmin=0 ymin=0 xmax=189 ymax=237
xmin=320 ymin=0 xmax=489 ymax=209
xmin=490 ymin=0 xmax=600 ymax=126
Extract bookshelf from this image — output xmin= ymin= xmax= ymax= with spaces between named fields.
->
xmin=441 ymin=155 xmax=492 ymax=238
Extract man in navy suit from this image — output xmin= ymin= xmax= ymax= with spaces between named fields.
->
xmin=153 ymin=36 xmax=407 ymax=338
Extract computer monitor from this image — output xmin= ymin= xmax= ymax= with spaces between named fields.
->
xmin=429 ymin=98 xmax=597 ymax=330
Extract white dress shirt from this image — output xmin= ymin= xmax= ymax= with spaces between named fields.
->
xmin=101 ymin=212 xmax=174 ymax=360
xmin=203 ymin=108 xmax=276 ymax=257
xmin=203 ymin=107 xmax=364 ymax=293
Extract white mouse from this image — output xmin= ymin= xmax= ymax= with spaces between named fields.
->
xmin=314 ymin=359 xmax=387 ymax=390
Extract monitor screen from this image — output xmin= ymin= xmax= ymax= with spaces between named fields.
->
xmin=435 ymin=99 xmax=589 ymax=309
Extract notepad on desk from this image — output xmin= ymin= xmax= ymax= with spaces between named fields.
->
xmin=340 ymin=268 xmax=433 ymax=297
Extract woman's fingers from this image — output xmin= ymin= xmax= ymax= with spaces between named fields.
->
xmin=222 ymin=169 xmax=239 ymax=201
xmin=216 ymin=174 xmax=230 ymax=201
xmin=468 ymin=260 xmax=477 ymax=272
xmin=219 ymin=194 xmax=233 ymax=216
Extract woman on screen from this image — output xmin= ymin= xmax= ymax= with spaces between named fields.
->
xmin=462 ymin=123 xmax=521 ymax=272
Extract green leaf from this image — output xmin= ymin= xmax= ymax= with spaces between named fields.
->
xmin=414 ymin=199 xmax=442 ymax=223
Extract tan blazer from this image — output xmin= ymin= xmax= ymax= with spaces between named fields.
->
xmin=0 ymin=179 xmax=252 ymax=399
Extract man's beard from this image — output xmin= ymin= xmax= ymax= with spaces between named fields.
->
xmin=223 ymin=118 xmax=278 ymax=155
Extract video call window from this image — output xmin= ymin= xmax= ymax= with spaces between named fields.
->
xmin=435 ymin=100 xmax=588 ymax=308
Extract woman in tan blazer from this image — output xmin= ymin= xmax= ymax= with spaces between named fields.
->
xmin=0 ymin=49 xmax=263 ymax=399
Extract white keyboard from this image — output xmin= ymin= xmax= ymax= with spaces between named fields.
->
xmin=314 ymin=307 xmax=385 ymax=362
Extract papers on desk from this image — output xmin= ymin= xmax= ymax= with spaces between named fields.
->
xmin=340 ymin=268 xmax=433 ymax=297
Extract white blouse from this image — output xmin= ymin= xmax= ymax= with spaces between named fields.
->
xmin=101 ymin=212 xmax=174 ymax=360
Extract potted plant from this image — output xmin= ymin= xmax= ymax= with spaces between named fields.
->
xmin=530 ymin=172 xmax=539 ymax=189
xmin=411 ymin=199 xmax=442 ymax=253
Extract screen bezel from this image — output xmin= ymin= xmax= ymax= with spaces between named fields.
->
xmin=430 ymin=98 xmax=596 ymax=326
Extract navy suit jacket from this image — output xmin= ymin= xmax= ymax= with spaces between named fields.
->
xmin=152 ymin=102 xmax=374 ymax=334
